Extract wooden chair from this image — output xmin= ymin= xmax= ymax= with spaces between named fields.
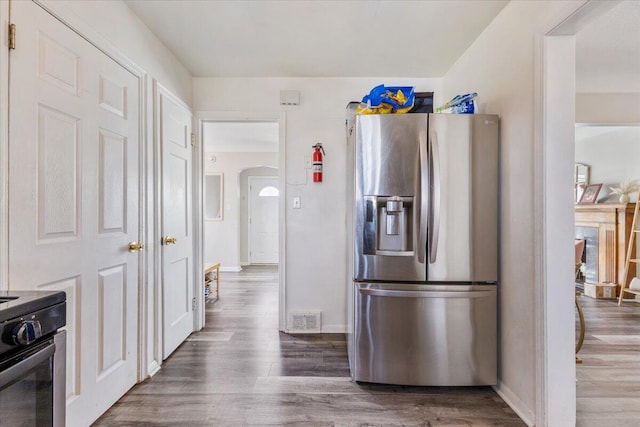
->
xmin=575 ymin=239 xmax=586 ymax=363
xmin=204 ymin=262 xmax=220 ymax=299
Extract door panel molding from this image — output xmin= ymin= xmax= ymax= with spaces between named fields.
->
xmin=29 ymin=0 xmax=152 ymax=383
xmin=37 ymin=276 xmax=81 ymax=399
xmin=6 ymin=2 xmax=148 ymax=425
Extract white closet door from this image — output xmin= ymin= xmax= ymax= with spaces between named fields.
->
xmin=8 ymin=2 xmax=140 ymax=425
xmin=159 ymin=86 xmax=194 ymax=359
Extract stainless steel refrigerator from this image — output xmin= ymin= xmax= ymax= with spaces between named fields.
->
xmin=346 ymin=111 xmax=499 ymax=386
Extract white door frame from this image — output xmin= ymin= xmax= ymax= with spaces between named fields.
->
xmin=0 ymin=0 xmax=152 ymax=381
xmin=0 ymin=0 xmax=9 ymax=291
xmin=194 ymin=111 xmax=286 ymax=331
xmin=248 ymin=175 xmax=279 ymax=264
xmin=534 ymin=1 xmax=621 ymax=425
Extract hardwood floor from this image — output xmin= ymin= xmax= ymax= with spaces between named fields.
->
xmin=576 ymin=295 xmax=640 ymax=427
xmin=95 ymin=266 xmax=524 ymax=426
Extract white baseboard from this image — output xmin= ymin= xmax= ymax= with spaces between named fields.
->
xmin=283 ymin=324 xmax=347 ymax=334
xmin=220 ymin=266 xmax=242 ymax=272
xmin=147 ymin=360 xmax=161 ymax=378
xmin=493 ymin=381 xmax=535 ymax=426
xmin=321 ymin=324 xmax=347 ymax=334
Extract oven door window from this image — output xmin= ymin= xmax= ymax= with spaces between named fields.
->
xmin=0 ymin=340 xmax=55 ymax=427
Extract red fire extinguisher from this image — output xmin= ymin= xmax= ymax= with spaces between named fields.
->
xmin=312 ymin=143 xmax=325 ymax=183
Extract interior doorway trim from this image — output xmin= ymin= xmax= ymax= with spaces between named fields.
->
xmin=534 ymin=1 xmax=622 ymax=425
xmin=194 ymin=111 xmax=287 ymax=331
xmin=0 ymin=0 xmax=9 ymax=291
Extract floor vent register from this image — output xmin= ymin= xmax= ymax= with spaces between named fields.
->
xmin=289 ymin=312 xmax=321 ymax=333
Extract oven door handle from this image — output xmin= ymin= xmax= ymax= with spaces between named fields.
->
xmin=0 ymin=342 xmax=54 ymax=389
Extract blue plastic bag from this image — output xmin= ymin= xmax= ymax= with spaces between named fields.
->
xmin=357 ymin=84 xmax=415 ymax=114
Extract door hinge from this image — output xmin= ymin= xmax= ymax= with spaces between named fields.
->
xmin=191 ymin=133 xmax=196 ymax=148
xmin=192 ymin=297 xmax=196 ymax=310
xmin=8 ymin=24 xmax=16 ymax=50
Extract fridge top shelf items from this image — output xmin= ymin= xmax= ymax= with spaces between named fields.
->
xmin=354 ymin=84 xmax=434 ymax=115
xmin=356 ymin=84 xmax=415 ymax=114
xmin=436 ymin=92 xmax=478 ymax=114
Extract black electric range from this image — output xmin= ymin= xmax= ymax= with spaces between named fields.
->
xmin=0 ymin=290 xmax=66 ymax=357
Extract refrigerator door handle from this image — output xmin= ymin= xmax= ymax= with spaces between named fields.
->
xmin=418 ymin=127 xmax=429 ymax=263
xmin=359 ymin=288 xmax=494 ymax=299
xmin=429 ymin=130 xmax=441 ymax=264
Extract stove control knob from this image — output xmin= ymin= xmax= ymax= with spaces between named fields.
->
xmin=13 ymin=320 xmax=43 ymax=345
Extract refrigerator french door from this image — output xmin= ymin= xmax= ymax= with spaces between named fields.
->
xmin=347 ymin=112 xmax=499 ymax=386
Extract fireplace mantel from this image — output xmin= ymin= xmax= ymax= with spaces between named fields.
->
xmin=575 ymin=203 xmax=636 ymax=290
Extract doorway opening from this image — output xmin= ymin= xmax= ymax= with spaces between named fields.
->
xmin=571 ymin=2 xmax=640 ymax=425
xmin=197 ymin=116 xmax=284 ymax=330
xmin=540 ymin=0 xmax=640 ymax=424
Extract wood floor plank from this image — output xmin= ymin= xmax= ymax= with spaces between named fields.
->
xmin=186 ymin=331 xmax=235 ymax=342
xmin=94 ymin=265 xmax=525 ymax=426
xmin=576 ymin=296 xmax=640 ymax=426
xmin=591 ymin=334 xmax=640 ymax=344
xmin=93 ymin=271 xmax=640 ymax=426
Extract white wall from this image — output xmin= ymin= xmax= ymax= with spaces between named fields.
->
xmin=204 ymin=153 xmax=278 ymax=270
xmin=577 ymin=126 xmax=640 ymax=284
xmin=575 ymin=126 xmax=640 ymax=202
xmin=40 ymin=0 xmax=192 ymax=103
xmin=194 ymin=77 xmax=442 ymax=332
xmin=576 ymin=93 xmax=640 ymax=124
xmin=443 ymin=1 xmax=585 ymax=426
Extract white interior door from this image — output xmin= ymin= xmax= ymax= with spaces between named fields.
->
xmin=8 ymin=2 xmax=140 ymax=426
xmin=159 ymin=85 xmax=193 ymax=359
xmin=249 ymin=176 xmax=279 ymax=264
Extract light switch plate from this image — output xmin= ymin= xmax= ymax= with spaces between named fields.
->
xmin=293 ymin=197 xmax=301 ymax=209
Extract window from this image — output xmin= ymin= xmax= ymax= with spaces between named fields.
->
xmin=258 ymin=186 xmax=279 ymax=197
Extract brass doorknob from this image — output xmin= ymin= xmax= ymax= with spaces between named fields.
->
xmin=163 ymin=236 xmax=177 ymax=245
xmin=128 ymin=242 xmax=145 ymax=252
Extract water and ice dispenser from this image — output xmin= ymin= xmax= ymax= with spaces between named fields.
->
xmin=363 ymin=196 xmax=414 ymax=256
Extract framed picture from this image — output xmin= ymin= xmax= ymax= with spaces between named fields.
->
xmin=578 ymin=183 xmax=602 ymax=204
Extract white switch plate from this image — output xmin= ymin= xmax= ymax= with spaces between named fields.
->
xmin=293 ymin=197 xmax=301 ymax=209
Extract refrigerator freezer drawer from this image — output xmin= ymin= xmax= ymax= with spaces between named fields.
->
xmin=353 ymin=282 xmax=497 ymax=386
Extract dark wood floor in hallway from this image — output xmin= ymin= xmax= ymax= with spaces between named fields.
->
xmin=576 ymin=296 xmax=640 ymax=427
xmin=95 ymin=265 xmax=524 ymax=426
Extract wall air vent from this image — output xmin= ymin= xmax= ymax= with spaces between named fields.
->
xmin=288 ymin=311 xmax=321 ymax=333
xmin=280 ymin=90 xmax=300 ymax=106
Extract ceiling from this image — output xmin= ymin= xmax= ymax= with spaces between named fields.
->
xmin=124 ymin=0 xmax=509 ymax=78
xmin=575 ymin=0 xmax=640 ymax=93
xmin=126 ymin=1 xmax=639 ymax=150
xmin=123 ymin=0 xmax=639 ymax=87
